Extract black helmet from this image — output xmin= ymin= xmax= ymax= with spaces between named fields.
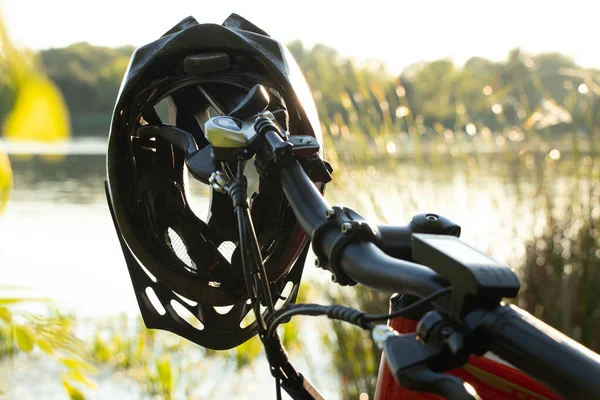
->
xmin=106 ymin=14 xmax=325 ymax=349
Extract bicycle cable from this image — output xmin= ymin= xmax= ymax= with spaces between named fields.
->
xmin=231 ymin=155 xmax=295 ymax=400
xmin=266 ymin=287 xmax=452 ymax=339
xmin=363 ymin=287 xmax=451 ymax=322
xmin=230 ymin=150 xmax=453 ymax=400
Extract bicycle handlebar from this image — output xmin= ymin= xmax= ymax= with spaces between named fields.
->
xmin=280 ymin=161 xmax=448 ymax=297
xmin=479 ymin=304 xmax=600 ymax=398
xmin=280 ymin=159 xmax=600 ymax=399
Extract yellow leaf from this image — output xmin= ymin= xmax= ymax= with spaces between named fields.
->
xmin=61 ymin=358 xmax=97 ymax=374
xmin=36 ymin=337 xmax=54 ymax=355
xmin=3 ymin=75 xmax=71 ymax=142
xmin=61 ymin=376 xmax=86 ymax=400
xmin=65 ymin=370 xmax=96 ymax=389
xmin=92 ymin=336 xmax=111 ymax=363
xmin=14 ymin=324 xmax=36 ymax=352
xmin=0 ymin=147 xmax=11 ymax=215
xmin=156 ymin=356 xmax=174 ymax=392
xmin=0 ymin=297 xmax=51 ymax=305
xmin=0 ymin=307 xmax=12 ymax=323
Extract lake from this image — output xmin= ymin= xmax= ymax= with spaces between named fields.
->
xmin=1 ymin=138 xmax=596 ymax=399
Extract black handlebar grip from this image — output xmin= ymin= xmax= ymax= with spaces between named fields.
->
xmin=482 ymin=305 xmax=600 ymax=399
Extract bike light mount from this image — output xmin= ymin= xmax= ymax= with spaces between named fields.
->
xmin=412 ymin=234 xmax=521 ymax=319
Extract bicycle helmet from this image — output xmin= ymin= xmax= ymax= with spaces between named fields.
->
xmin=106 ymin=14 xmax=325 ymax=350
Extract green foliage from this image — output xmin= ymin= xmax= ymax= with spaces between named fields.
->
xmin=519 ymin=155 xmax=600 ymax=351
xmin=30 ymin=43 xmax=134 ymax=136
xmin=320 ymin=285 xmax=389 ymax=400
xmin=84 ymin=312 xmax=304 ymax=397
xmin=143 ymin=355 xmax=176 ymax=400
xmin=284 ymin=42 xmax=598 ymax=164
xmin=88 ymin=317 xmax=231 ymax=398
xmin=89 ymin=318 xmax=175 ymax=397
xmin=0 ymin=295 xmax=95 ymax=399
xmin=5 ymin=39 xmax=595 ymax=152
xmin=38 ymin=43 xmax=134 ymax=113
xmin=281 ymin=316 xmax=301 ymax=351
xmin=234 ymin=336 xmax=262 ymax=369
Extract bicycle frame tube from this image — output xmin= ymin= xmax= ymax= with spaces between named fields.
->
xmin=374 ymin=297 xmax=563 ymax=400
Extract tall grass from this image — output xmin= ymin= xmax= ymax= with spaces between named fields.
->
xmin=299 ymin=45 xmax=600 ymax=398
xmin=518 ymin=154 xmax=600 ymax=350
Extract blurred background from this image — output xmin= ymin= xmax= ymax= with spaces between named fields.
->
xmin=1 ymin=1 xmax=599 ymax=399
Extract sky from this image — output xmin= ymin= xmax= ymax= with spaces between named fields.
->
xmin=1 ymin=0 xmax=597 ymax=74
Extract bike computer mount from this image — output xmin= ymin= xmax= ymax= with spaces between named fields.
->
xmin=412 ymin=234 xmax=520 ymax=319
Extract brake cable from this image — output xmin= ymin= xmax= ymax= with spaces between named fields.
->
xmin=229 ymin=154 xmax=305 ymax=399
xmin=265 ymin=287 xmax=452 ymax=339
xmin=231 ymin=155 xmax=274 ymax=328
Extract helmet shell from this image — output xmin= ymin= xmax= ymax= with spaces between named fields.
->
xmin=106 ymin=14 xmax=324 ymax=349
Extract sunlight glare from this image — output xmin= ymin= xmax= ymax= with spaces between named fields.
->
xmin=395 ymin=106 xmax=410 ymax=118
xmin=466 ymin=123 xmax=477 ymax=136
xmin=386 ymin=142 xmax=396 ymax=154
xmin=508 ymin=129 xmax=525 ymax=142
xmin=548 ymin=149 xmax=561 ymax=160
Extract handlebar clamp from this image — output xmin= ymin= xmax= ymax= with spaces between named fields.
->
xmin=312 ymin=206 xmax=381 ymax=286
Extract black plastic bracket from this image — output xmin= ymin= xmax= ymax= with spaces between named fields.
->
xmin=312 ymin=206 xmax=381 ymax=286
xmin=412 ymin=234 xmax=521 ymax=319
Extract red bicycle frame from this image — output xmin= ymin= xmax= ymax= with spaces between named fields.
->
xmin=374 ymin=309 xmax=562 ymax=400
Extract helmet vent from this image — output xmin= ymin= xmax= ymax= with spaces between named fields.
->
xmin=217 ymin=241 xmax=236 ymax=263
xmin=214 ymin=305 xmax=234 ymax=315
xmin=145 ymin=287 xmax=166 ymax=316
xmin=170 ymin=300 xmax=204 ymax=330
xmin=275 ymin=281 xmax=294 ymax=310
xmin=167 ymin=228 xmax=197 ymax=271
xmin=174 ymin=292 xmax=197 ymax=307
xmin=239 ymin=309 xmax=256 ymax=329
xmin=139 ymin=263 xmax=157 ymax=283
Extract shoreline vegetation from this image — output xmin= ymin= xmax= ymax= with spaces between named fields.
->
xmin=2 ymin=42 xmax=599 ymax=140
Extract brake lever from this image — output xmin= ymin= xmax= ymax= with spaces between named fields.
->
xmin=397 ymin=365 xmax=480 ymax=400
xmin=373 ymin=319 xmax=480 ymax=400
xmin=137 ymin=125 xmax=217 ymax=184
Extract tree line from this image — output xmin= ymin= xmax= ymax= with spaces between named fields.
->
xmin=2 ymin=41 xmax=598 ymax=142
